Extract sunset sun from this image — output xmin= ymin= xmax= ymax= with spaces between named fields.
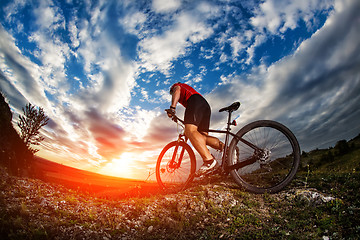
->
xmin=100 ymin=153 xmax=136 ymax=179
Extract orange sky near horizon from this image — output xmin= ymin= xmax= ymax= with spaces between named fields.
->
xmin=37 ymin=148 xmax=160 ymax=181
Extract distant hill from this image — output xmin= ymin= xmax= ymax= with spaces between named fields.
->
xmin=299 ymin=133 xmax=360 ymax=173
xmin=33 ymin=156 xmax=159 ymax=198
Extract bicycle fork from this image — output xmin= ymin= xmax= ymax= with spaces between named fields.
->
xmin=170 ymin=134 xmax=187 ymax=169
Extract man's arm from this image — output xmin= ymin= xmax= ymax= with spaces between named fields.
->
xmin=170 ymin=85 xmax=180 ymax=108
xmin=167 ymin=85 xmax=180 ymax=119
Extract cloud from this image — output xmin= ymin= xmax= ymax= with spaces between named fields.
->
xmin=250 ymin=0 xmax=334 ymax=34
xmin=152 ymin=0 xmax=181 ymax=13
xmin=116 ymin=106 xmax=160 ymax=143
xmin=87 ymin=57 xmax=136 ymax=113
xmin=137 ymin=2 xmax=219 ymax=74
xmin=218 ymin=0 xmax=335 ymax=65
xmin=85 ymin=108 xmax=127 ymax=160
xmin=68 ymin=17 xmax=80 ymax=48
xmin=143 ymin=112 xmax=179 ymax=147
xmin=29 ymin=0 xmax=136 ymax=112
xmin=33 ymin=0 xmax=65 ymax=30
xmin=269 ymin=0 xmax=360 ymax=148
xmin=120 ymin=11 xmax=148 ymax=36
xmin=154 ymin=89 xmax=171 ymax=103
xmin=3 ymin=0 xmax=27 ymax=26
xmin=0 ymin=26 xmax=50 ymax=112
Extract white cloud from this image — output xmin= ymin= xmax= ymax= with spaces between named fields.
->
xmin=231 ymin=0 xmax=335 ymax=64
xmin=116 ymin=107 xmax=160 ymax=143
xmin=3 ymin=0 xmax=27 ymax=26
xmin=68 ymin=17 xmax=80 ymax=48
xmin=120 ymin=11 xmax=148 ymax=36
xmin=229 ymin=35 xmax=246 ymax=58
xmin=33 ymin=0 xmax=65 ymax=30
xmin=0 ymin=26 xmax=50 ymax=112
xmin=138 ymin=4 xmax=219 ymax=74
xmin=154 ymin=89 xmax=170 ymax=103
xmin=251 ymin=0 xmax=334 ymax=34
xmin=152 ymin=0 xmax=181 ymax=13
xmin=97 ymin=57 xmax=136 ymax=112
xmin=54 ymin=2 xmax=138 ymax=113
xmin=3 ymin=0 xmax=72 ymax=111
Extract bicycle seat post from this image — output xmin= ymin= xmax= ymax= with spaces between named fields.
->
xmin=221 ymin=110 xmax=233 ymax=167
xmin=226 ymin=110 xmax=233 ymax=131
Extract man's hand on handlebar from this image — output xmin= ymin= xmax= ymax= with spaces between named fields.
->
xmin=165 ymin=108 xmax=177 ymax=122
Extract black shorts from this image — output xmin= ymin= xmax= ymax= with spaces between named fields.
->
xmin=184 ymin=94 xmax=211 ymax=132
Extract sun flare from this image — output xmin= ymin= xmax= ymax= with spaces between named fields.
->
xmin=100 ymin=152 xmax=136 ymax=179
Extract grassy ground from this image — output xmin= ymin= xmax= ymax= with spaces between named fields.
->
xmin=0 ymin=136 xmax=359 ymax=239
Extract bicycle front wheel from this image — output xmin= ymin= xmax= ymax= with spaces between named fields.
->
xmin=156 ymin=141 xmax=196 ymax=191
xmin=228 ymin=120 xmax=300 ymax=193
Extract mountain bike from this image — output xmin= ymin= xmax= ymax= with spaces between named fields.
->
xmin=156 ymin=102 xmax=300 ymax=194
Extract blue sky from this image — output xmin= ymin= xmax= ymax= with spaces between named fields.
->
xmin=1 ymin=0 xmax=360 ymax=179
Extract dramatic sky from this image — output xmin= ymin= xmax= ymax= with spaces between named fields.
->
xmin=1 ymin=0 xmax=359 ymax=180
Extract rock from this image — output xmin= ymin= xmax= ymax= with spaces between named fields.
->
xmin=295 ymin=189 xmax=336 ymax=205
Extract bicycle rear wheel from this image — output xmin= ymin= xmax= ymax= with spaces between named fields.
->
xmin=156 ymin=141 xmax=196 ymax=191
xmin=228 ymin=120 xmax=300 ymax=193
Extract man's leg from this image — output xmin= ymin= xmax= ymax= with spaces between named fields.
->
xmin=205 ymin=135 xmax=224 ymax=151
xmin=184 ymin=124 xmax=213 ymax=161
xmin=199 ymin=131 xmax=224 ymax=151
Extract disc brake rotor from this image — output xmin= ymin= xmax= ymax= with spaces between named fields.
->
xmin=257 ymin=149 xmax=271 ymax=164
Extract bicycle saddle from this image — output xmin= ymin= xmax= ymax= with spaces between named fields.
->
xmin=219 ymin=102 xmax=241 ymax=112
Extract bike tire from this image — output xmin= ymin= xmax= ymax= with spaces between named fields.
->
xmin=228 ymin=120 xmax=300 ymax=194
xmin=156 ymin=141 xmax=196 ymax=192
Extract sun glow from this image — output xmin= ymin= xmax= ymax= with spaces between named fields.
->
xmin=99 ymin=152 xmax=136 ymax=179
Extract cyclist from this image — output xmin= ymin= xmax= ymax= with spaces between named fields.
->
xmin=167 ymin=82 xmax=224 ymax=174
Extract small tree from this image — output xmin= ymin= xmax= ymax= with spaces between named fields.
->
xmin=334 ymin=139 xmax=350 ymax=156
xmin=17 ymin=103 xmax=49 ymax=154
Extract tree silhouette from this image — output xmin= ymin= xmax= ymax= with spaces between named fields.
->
xmin=17 ymin=103 xmax=49 ymax=153
xmin=334 ymin=139 xmax=350 ymax=156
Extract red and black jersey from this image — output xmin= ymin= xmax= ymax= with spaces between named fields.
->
xmin=172 ymin=83 xmax=201 ymax=108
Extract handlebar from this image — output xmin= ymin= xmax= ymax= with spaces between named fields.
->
xmin=165 ymin=109 xmax=184 ymax=124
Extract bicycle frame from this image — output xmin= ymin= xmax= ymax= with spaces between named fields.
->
xmin=207 ymin=110 xmax=261 ymax=172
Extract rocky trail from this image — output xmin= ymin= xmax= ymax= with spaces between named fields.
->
xmin=2 ymin=166 xmax=357 ymax=240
